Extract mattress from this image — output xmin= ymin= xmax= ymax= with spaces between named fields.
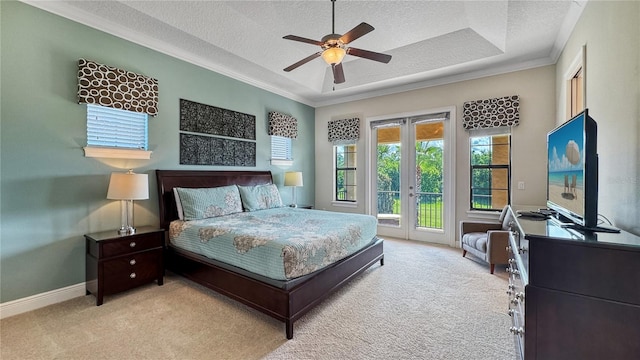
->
xmin=169 ymin=207 xmax=378 ymax=280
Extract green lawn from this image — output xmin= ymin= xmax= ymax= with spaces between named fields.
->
xmin=391 ymin=200 xmax=443 ymax=229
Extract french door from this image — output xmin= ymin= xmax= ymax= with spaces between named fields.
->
xmin=367 ymin=108 xmax=455 ymax=245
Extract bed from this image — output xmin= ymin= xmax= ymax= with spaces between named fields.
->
xmin=156 ymin=170 xmax=384 ymax=339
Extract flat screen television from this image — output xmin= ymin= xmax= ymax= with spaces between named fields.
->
xmin=546 ymin=109 xmax=598 ymax=229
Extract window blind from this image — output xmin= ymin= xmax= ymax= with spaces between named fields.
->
xmin=369 ymin=118 xmax=406 ymax=129
xmin=271 ymin=135 xmax=292 ymax=160
xmin=87 ymin=104 xmax=148 ymax=150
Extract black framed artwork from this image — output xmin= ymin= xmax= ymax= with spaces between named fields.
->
xmin=179 ymin=99 xmax=256 ymax=166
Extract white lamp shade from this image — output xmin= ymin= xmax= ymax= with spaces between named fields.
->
xmin=284 ymin=172 xmax=303 ymax=187
xmin=107 ymin=172 xmax=149 ymax=200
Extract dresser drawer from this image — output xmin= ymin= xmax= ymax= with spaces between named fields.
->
xmin=528 ymin=236 xmax=640 ymax=304
xmin=102 ymin=249 xmax=162 ymax=295
xmin=100 ymin=233 xmax=163 ymax=258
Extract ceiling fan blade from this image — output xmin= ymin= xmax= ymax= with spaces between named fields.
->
xmin=347 ymin=47 xmax=392 ymax=63
xmin=283 ymin=35 xmax=324 ymax=46
xmin=332 ymin=63 xmax=345 ymax=84
xmin=339 ymin=22 xmax=374 ymax=44
xmin=283 ymin=52 xmax=322 ymax=72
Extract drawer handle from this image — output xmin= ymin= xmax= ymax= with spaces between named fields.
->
xmin=510 ymin=298 xmax=520 ymax=305
xmin=507 ymin=309 xmax=515 ymax=317
xmin=130 ymin=272 xmax=136 ymax=279
xmin=509 ymin=326 xmax=525 ymax=337
xmin=129 ymin=259 xmax=136 ymax=266
xmin=515 ymin=292 xmax=525 ymax=300
xmin=130 ymin=241 xmax=136 ymax=248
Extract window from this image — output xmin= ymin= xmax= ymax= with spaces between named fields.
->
xmin=271 ymin=135 xmax=292 ymax=163
xmin=569 ymin=67 xmax=584 ymax=118
xmin=335 ymin=144 xmax=357 ymax=202
xmin=84 ymin=104 xmax=151 ymax=159
xmin=87 ymin=104 xmax=148 ymax=149
xmin=470 ymin=134 xmax=510 ymax=210
xmin=565 ymin=45 xmax=586 ymax=120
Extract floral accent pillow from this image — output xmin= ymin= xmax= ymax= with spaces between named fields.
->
xmin=174 ymin=185 xmax=243 ymax=220
xmin=238 ymin=184 xmax=284 ymax=211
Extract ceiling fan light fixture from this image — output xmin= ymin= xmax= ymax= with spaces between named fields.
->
xmin=321 ymin=47 xmax=346 ymax=65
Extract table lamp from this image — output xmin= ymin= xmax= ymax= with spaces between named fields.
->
xmin=107 ymin=169 xmax=149 ymax=235
xmin=284 ymin=171 xmax=303 ymax=208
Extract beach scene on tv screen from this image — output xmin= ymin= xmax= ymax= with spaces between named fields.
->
xmin=548 ymin=116 xmax=584 ymax=216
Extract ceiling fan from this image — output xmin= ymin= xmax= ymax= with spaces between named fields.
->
xmin=282 ymin=0 xmax=392 ymax=84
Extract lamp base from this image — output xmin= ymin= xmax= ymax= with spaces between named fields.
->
xmin=118 ymin=226 xmax=136 ymax=236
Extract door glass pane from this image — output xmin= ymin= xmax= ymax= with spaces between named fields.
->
xmin=415 ymin=121 xmax=444 ymax=229
xmin=376 ymin=126 xmax=401 ymax=227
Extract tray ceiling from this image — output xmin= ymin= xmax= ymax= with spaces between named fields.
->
xmin=24 ymin=0 xmax=587 ymax=106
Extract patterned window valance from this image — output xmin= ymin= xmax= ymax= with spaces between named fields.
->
xmin=268 ymin=112 xmax=298 ymax=139
xmin=77 ymin=59 xmax=159 ymax=116
xmin=462 ymin=95 xmax=519 ymax=130
xmin=328 ymin=117 xmax=360 ymax=145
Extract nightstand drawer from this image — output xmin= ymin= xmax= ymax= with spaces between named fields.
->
xmin=103 ymin=249 xmax=162 ymax=294
xmin=101 ymin=233 xmax=163 ymax=258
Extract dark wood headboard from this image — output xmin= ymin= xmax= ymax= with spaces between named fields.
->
xmin=155 ymin=170 xmax=273 ymax=230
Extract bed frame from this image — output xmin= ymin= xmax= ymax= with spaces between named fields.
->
xmin=156 ymin=170 xmax=384 ymax=339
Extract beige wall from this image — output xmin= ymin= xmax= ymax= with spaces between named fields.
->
xmin=555 ymin=1 xmax=640 ymax=234
xmin=315 ymin=65 xmax=556 ymax=243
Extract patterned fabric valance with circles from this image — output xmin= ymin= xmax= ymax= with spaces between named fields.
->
xmin=462 ymin=95 xmax=519 ymax=130
xmin=328 ymin=117 xmax=360 ymax=145
xmin=77 ymin=59 xmax=159 ymax=116
xmin=268 ymin=112 xmax=298 ymax=139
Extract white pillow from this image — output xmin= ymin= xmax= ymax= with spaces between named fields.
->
xmin=173 ymin=187 xmax=185 ymax=220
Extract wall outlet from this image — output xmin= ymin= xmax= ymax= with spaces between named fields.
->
xmin=518 ymin=181 xmax=525 ymax=190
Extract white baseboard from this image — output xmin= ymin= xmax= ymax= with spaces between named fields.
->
xmin=0 ymin=282 xmax=86 ymax=319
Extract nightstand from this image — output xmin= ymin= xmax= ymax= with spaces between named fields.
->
xmin=85 ymin=226 xmax=164 ymax=306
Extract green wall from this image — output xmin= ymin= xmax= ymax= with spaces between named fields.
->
xmin=0 ymin=1 xmax=315 ymax=303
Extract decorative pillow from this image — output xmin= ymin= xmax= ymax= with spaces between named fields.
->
xmin=174 ymin=185 xmax=243 ymax=220
xmin=238 ymin=184 xmax=283 ymax=211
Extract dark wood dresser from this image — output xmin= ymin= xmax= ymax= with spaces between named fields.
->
xmin=507 ymin=206 xmax=640 ymax=359
xmin=85 ymin=226 xmax=164 ymax=305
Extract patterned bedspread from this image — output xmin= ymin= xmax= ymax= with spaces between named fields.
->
xmin=169 ymin=207 xmax=378 ymax=280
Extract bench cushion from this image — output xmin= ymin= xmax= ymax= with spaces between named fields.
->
xmin=462 ymin=232 xmax=488 ymax=252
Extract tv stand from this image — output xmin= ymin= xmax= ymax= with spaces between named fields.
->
xmin=507 ymin=206 xmax=640 ymax=359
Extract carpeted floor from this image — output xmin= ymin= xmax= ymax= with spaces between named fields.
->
xmin=1 ymin=238 xmax=516 ymax=360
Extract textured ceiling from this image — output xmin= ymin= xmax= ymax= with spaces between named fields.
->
xmin=24 ymin=0 xmax=587 ymax=106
